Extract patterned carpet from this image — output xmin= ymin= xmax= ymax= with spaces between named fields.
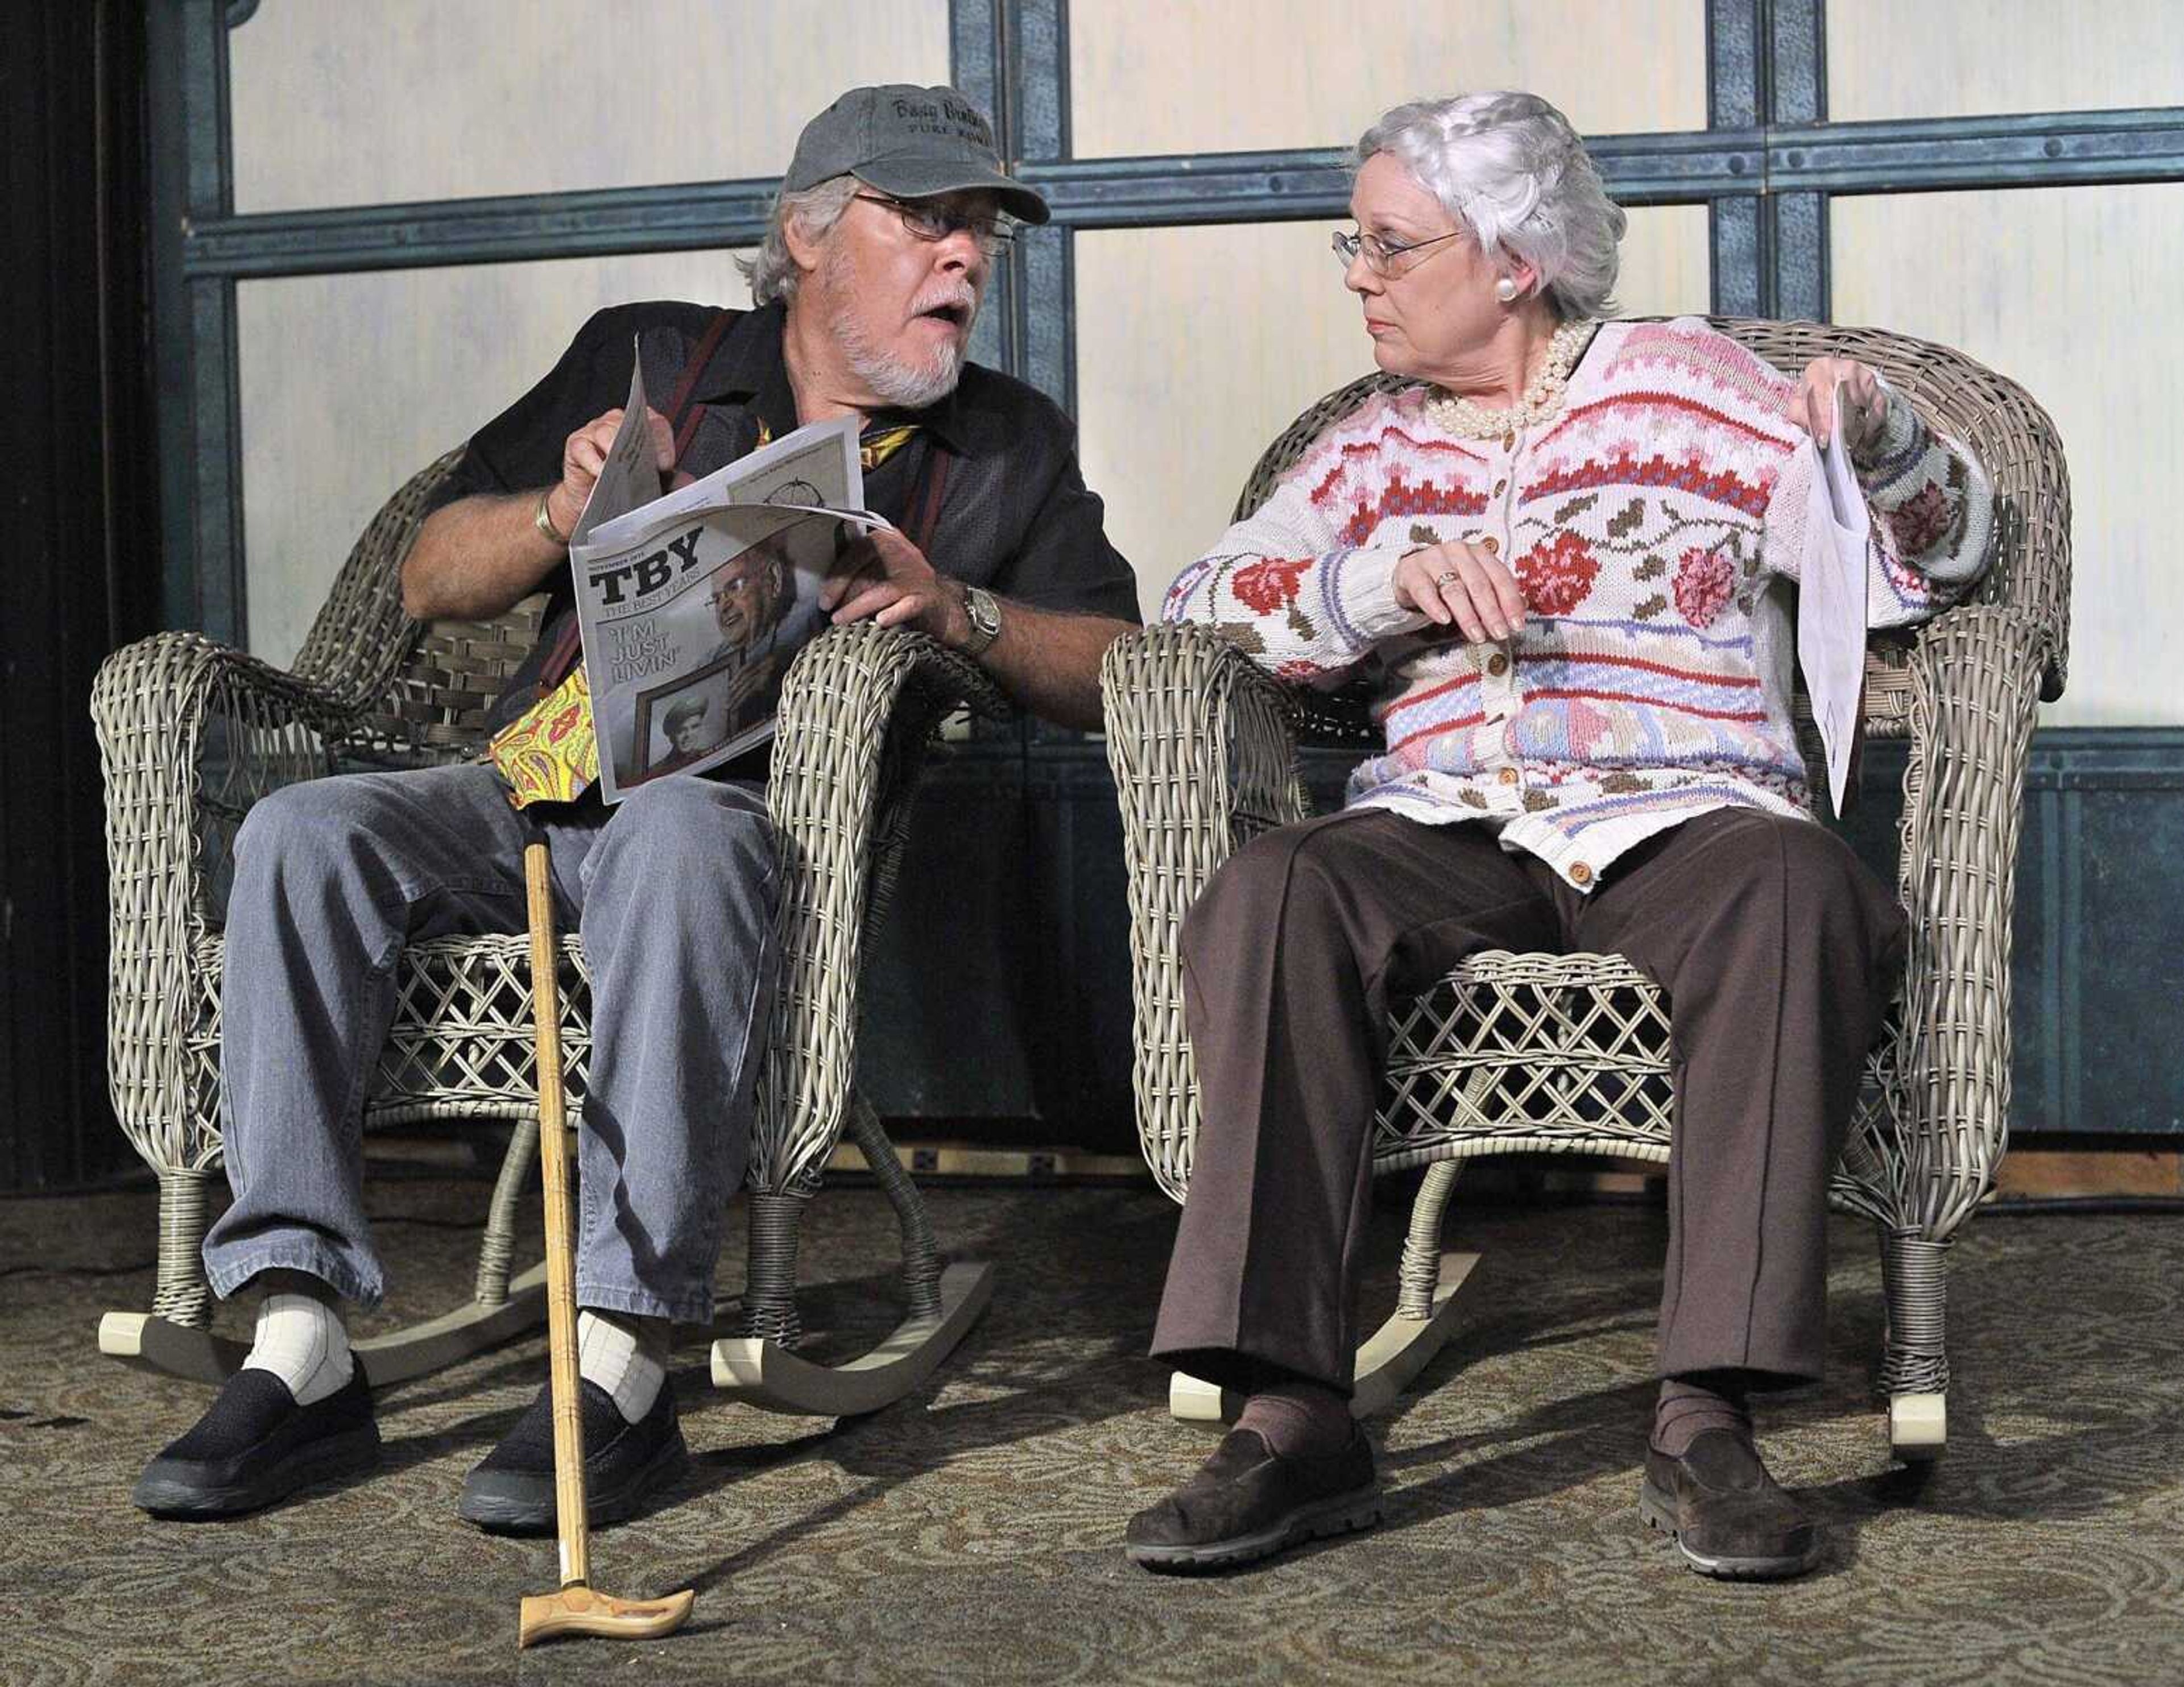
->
xmin=3 ymin=1172 xmax=2181 ymax=1686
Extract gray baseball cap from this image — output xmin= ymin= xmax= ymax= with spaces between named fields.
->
xmin=783 ymin=84 xmax=1049 ymax=226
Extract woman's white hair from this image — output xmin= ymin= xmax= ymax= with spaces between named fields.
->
xmin=738 ymin=174 xmax=861 ymax=305
xmin=1357 ymin=91 xmax=1626 ymax=320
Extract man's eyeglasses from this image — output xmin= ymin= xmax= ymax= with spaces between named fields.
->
xmin=854 ymin=192 xmax=1015 ymax=257
xmin=1331 ymin=226 xmax=1466 ymax=278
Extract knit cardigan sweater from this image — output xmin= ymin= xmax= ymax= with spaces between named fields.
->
xmin=1161 ymin=317 xmax=1996 ymax=890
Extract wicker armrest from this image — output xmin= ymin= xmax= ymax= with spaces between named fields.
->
xmin=94 ymin=627 xmax=361 ymax=737
xmin=1101 ymin=623 xmax=1314 ymax=1200
xmin=747 ymin=622 xmax=1011 ymax=1193
xmin=92 ymin=630 xmax=370 ymax=928
xmin=1864 ymin=602 xmax=2050 ymax=1234
xmin=93 ymin=631 xmax=377 ymax=1175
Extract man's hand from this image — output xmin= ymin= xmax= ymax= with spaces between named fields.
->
xmin=725 ymin=653 xmax=775 ymax=711
xmin=816 ymin=527 xmax=1133 ymax=731
xmin=544 ymin=407 xmax=678 ymax=540
xmin=818 ymin=528 xmax=973 ymax=646
xmin=1793 ymin=358 xmax=1888 ymax=457
xmin=1395 ymin=539 xmax=1527 ymax=642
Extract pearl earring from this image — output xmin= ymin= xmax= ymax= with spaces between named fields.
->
xmin=1495 ymin=277 xmax=1520 ymax=303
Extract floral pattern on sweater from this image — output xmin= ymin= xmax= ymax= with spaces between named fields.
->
xmin=1160 ymin=317 xmax=1996 ymax=888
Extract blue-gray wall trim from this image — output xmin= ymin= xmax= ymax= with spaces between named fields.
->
xmin=169 ymin=107 xmax=2184 ymax=283
xmin=182 ymin=180 xmax=784 ymax=279
xmin=1769 ymin=107 xmax=2184 ymax=192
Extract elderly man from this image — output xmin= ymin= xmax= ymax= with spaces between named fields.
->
xmin=707 ymin=536 xmax=794 ymax=664
xmin=132 ymin=84 xmax=1138 ymax=1531
xmin=704 ymin=534 xmax=797 ymax=740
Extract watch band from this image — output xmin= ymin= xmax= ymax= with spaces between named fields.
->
xmin=960 ymin=584 xmax=1002 ymax=658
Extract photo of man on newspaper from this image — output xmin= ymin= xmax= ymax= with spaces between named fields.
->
xmin=622 ymin=527 xmax=818 ymax=785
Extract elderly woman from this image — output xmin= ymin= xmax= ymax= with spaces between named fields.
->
xmin=1126 ymin=91 xmax=1992 ymax=1578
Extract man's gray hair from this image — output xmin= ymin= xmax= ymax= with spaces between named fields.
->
xmin=738 ymin=174 xmax=861 ymax=305
xmin=1357 ymin=91 xmax=1625 ymax=321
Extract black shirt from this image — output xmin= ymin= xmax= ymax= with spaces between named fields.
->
xmin=427 ymin=299 xmax=1141 ymax=733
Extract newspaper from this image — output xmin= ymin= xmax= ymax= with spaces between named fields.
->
xmin=1797 ymin=383 xmax=1872 ymax=817
xmin=566 ymin=345 xmax=892 ymax=803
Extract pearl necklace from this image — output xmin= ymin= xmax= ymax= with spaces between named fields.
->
xmin=1422 ymin=319 xmax=1596 ymax=439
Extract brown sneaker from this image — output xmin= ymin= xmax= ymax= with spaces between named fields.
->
xmin=1124 ymin=1427 xmax=1381 ymax=1573
xmin=1639 ymin=1428 xmax=1823 ymax=1579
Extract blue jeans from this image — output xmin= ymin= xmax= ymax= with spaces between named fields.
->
xmin=201 ymin=762 xmax=780 ymax=1325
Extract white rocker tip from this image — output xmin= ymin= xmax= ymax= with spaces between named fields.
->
xmin=1890 ymin=1391 xmax=1947 ymax=1461
xmin=99 ymin=1260 xmax=548 ymax=1388
xmin=98 ymin=1311 xmax=246 ymax=1383
xmin=1171 ymin=1251 xmax=1481 ymax=1427
xmin=1168 ymin=1370 xmax=1243 ymax=1424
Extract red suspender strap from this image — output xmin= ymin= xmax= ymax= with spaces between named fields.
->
xmin=908 ymin=443 xmax=953 ymax=556
xmin=664 ymin=309 xmax=737 ymax=466
xmin=535 ymin=608 xmax=585 ymax=691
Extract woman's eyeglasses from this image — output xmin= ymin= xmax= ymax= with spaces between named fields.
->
xmin=1331 ymin=226 xmax=1465 ymax=277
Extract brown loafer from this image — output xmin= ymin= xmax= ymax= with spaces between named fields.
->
xmin=1126 ymin=1427 xmax=1381 ymax=1573
xmin=1639 ymin=1428 xmax=1822 ymax=1580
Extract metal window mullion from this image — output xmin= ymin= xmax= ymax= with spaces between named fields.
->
xmin=1707 ymin=0 xmax=1767 ymax=315
xmin=154 ymin=0 xmax=244 ymax=643
xmin=952 ymin=0 xmax=1013 ymax=375
xmin=1708 ymin=0 xmax=1830 ymax=321
xmin=1768 ymin=0 xmax=1830 ymax=321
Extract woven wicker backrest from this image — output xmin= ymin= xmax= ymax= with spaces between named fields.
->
xmin=283 ymin=449 xmax=555 ymax=761
xmin=352 ymin=599 xmax=550 ymax=760
xmin=1231 ymin=317 xmax=2071 ymax=699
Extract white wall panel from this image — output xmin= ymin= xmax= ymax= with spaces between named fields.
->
xmin=1076 ymin=206 xmax=1713 ymax=620
xmin=238 ymin=252 xmax=752 ymax=664
xmin=1070 ymin=0 xmax=1707 ymax=159
xmin=1834 ymin=185 xmax=2183 ymax=726
xmin=229 ymin=1 xmax=949 ymax=213
xmin=1829 ymin=0 xmax=2184 ymax=122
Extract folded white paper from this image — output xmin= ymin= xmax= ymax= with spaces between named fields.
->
xmin=1797 ymin=384 xmax=1871 ymax=816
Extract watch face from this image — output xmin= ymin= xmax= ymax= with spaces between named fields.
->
xmin=967 ymin=588 xmax=1002 ymax=638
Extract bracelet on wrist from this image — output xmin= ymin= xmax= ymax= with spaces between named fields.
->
xmin=533 ymin=487 xmax=572 ymax=549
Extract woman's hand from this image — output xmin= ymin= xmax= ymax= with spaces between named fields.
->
xmin=1395 ymin=540 xmax=1527 ymax=642
xmin=1793 ymin=358 xmax=1888 ymax=457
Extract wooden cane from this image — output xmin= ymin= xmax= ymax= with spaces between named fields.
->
xmin=516 ymin=840 xmax=695 ymax=1649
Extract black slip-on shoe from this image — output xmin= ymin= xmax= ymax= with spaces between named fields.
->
xmin=1125 ymin=1427 xmax=1382 ymax=1573
xmin=133 ymin=1365 xmax=379 ymax=1520
xmin=458 ymin=1378 xmax=688 ymax=1535
xmin=1639 ymin=1427 xmax=1823 ymax=1580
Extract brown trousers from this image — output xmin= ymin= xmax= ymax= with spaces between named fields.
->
xmin=1150 ymin=806 xmax=1905 ymax=1395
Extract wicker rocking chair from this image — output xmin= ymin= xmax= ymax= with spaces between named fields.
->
xmin=93 ymin=450 xmax=1006 ymax=1415
xmin=1100 ymin=318 xmax=2070 ymax=1461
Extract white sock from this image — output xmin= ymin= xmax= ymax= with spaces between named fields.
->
xmin=577 ymin=1309 xmax=668 ymax=1424
xmin=241 ymin=1291 xmax=352 ymax=1406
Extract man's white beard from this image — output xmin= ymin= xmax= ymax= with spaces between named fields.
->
xmin=841 ymin=317 xmax=970 ymax=409
xmin=829 ymin=249 xmax=975 ymax=409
